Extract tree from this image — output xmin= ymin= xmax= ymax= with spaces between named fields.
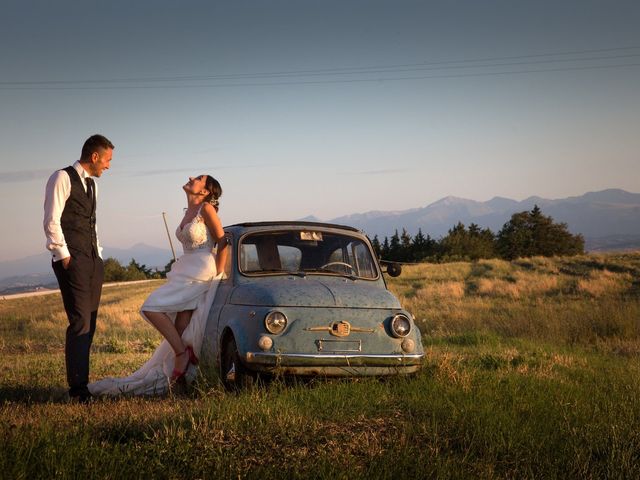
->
xmin=411 ymin=228 xmax=437 ymax=261
xmin=370 ymin=235 xmax=382 ymax=258
xmin=103 ymin=257 xmax=127 ymax=282
xmin=439 ymin=222 xmax=496 ymax=261
xmin=103 ymin=257 xmax=159 ymax=282
xmin=380 ymin=237 xmax=390 ymax=259
xmin=160 ymin=259 xmax=176 ymax=278
xmin=440 ymin=222 xmax=470 ymax=260
xmin=388 ymin=230 xmax=401 ymax=260
xmin=467 ymin=223 xmax=496 ymax=260
xmin=125 ymin=259 xmax=150 ymax=281
xmin=399 ymin=228 xmax=413 ymax=262
xmin=497 ymin=205 xmax=584 ymax=259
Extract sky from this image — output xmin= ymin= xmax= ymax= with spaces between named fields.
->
xmin=1 ymin=0 xmax=639 ymax=262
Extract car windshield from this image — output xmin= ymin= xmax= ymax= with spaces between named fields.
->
xmin=239 ymin=230 xmax=379 ymax=279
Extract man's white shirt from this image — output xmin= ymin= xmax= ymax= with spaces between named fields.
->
xmin=43 ymin=161 xmax=103 ymax=261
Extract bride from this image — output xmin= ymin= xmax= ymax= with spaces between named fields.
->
xmin=89 ymin=174 xmax=227 ymax=396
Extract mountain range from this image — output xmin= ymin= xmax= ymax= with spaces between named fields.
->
xmin=2 ymin=188 xmax=639 ymax=294
xmin=326 ymin=188 xmax=640 ymax=250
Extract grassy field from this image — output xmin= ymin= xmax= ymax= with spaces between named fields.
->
xmin=1 ymin=253 xmax=639 ymax=479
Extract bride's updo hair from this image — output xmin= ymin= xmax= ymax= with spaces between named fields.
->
xmin=204 ymin=175 xmax=222 ymax=211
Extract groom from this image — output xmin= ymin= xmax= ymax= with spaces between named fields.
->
xmin=43 ymin=134 xmax=114 ymax=403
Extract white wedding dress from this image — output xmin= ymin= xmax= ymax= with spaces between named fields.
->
xmin=89 ymin=206 xmax=221 ymax=396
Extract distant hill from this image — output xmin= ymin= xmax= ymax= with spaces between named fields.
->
xmin=0 ymin=243 xmax=173 ymax=291
xmin=328 ymin=189 xmax=640 ymax=251
xmin=105 ymin=243 xmax=174 ymax=269
xmin=0 ymin=273 xmax=58 ymax=296
xmin=583 ymin=235 xmax=640 ymax=252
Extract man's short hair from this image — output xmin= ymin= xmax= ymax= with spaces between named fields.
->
xmin=80 ymin=134 xmax=115 ymax=161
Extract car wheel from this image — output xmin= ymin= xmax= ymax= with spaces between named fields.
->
xmin=220 ymin=335 xmax=255 ymax=391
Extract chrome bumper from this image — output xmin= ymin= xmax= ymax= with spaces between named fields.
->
xmin=245 ymin=351 xmax=424 ymax=367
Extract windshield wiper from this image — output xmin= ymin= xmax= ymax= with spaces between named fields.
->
xmin=303 ymin=268 xmax=357 ymax=281
xmin=245 ymin=269 xmax=290 ymax=275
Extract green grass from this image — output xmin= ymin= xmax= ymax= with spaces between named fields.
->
xmin=1 ymin=253 xmax=640 ymax=478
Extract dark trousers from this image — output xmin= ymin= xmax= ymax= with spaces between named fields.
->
xmin=52 ymin=253 xmax=104 ymax=398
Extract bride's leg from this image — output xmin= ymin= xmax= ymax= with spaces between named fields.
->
xmin=142 ymin=310 xmax=189 ymax=372
xmin=175 ymin=310 xmax=194 ymax=337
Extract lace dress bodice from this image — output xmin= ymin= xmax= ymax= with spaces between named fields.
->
xmin=175 ymin=208 xmax=214 ymax=252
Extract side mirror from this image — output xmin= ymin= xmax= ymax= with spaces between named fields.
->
xmin=385 ymin=262 xmax=402 ymax=277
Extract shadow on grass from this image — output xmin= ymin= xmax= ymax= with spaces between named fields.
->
xmin=0 ymin=383 xmax=203 ymax=405
xmin=558 ymin=258 xmax=640 ymax=277
xmin=0 ymin=385 xmax=69 ymax=404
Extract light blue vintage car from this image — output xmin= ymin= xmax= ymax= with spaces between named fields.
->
xmin=202 ymin=221 xmax=424 ymax=389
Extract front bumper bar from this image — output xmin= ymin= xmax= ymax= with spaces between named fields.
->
xmin=245 ymin=351 xmax=424 ymax=367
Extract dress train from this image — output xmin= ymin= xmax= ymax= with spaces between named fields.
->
xmin=88 ymin=273 xmax=222 ymax=397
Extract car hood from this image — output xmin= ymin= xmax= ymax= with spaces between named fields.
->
xmin=229 ymin=276 xmax=401 ymax=309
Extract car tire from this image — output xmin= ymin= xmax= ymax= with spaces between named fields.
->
xmin=220 ymin=336 xmax=256 ymax=391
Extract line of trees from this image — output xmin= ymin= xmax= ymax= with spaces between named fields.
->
xmin=103 ymin=258 xmax=174 ymax=282
xmin=371 ymin=205 xmax=585 ymax=262
xmin=103 ymin=206 xmax=584 ymax=279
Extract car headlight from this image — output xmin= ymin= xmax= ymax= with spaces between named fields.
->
xmin=390 ymin=314 xmax=411 ymax=338
xmin=264 ymin=311 xmax=287 ymax=334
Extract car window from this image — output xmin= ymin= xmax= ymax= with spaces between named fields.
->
xmin=239 ymin=230 xmax=378 ymax=279
xmin=240 ymin=243 xmax=301 ymax=272
xmin=279 ymin=245 xmax=302 ymax=271
xmin=219 ymin=232 xmax=233 ymax=279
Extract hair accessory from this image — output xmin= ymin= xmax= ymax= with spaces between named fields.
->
xmin=210 ymin=197 xmax=219 ymax=207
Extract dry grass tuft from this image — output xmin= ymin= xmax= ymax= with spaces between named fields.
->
xmin=416 ymin=281 xmax=466 ymax=300
xmin=97 ymin=302 xmax=145 ymax=331
xmin=475 ymin=278 xmax=522 ymax=298
xmin=431 ymin=350 xmax=472 ymax=390
xmin=576 ymin=270 xmax=633 ymax=297
xmin=474 ymin=272 xmax=560 ymax=298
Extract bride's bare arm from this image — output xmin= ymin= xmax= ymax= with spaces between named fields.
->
xmin=201 ymin=203 xmax=228 ymax=274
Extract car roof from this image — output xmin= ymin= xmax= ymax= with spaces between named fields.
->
xmin=225 ymin=221 xmax=362 ymax=233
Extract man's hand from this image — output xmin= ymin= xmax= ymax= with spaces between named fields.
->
xmin=61 ymin=256 xmax=71 ymax=270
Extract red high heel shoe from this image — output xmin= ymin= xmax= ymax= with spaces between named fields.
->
xmin=186 ymin=345 xmax=199 ymax=366
xmin=170 ymin=350 xmax=189 ymax=382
